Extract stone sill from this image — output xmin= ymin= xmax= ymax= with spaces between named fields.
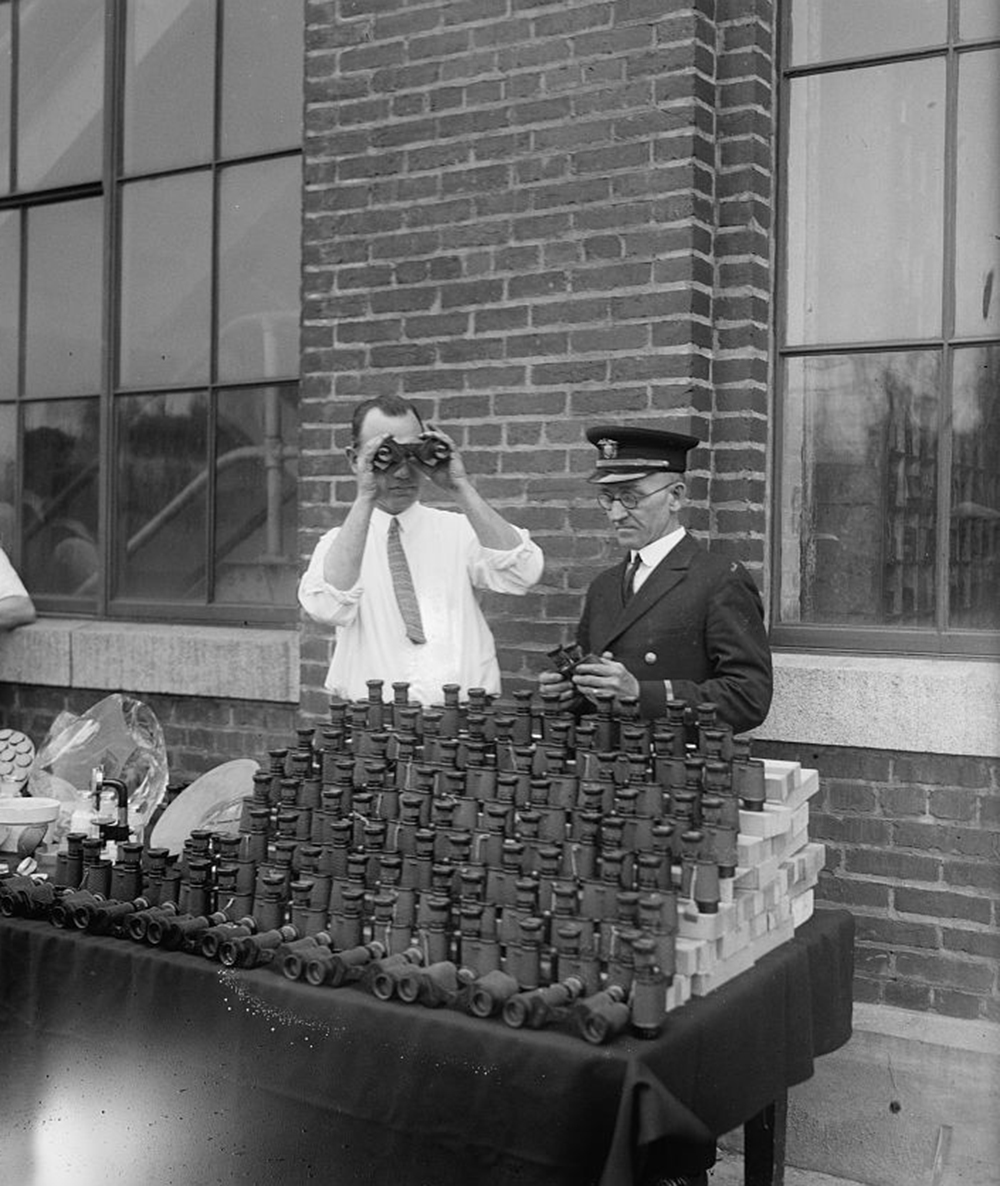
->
xmin=0 ymin=619 xmax=299 ymax=704
xmin=1 ymin=622 xmax=996 ymax=755
xmin=752 ymin=651 xmax=1000 ymax=758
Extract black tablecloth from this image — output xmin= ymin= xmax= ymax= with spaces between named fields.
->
xmin=0 ymin=908 xmax=853 ymax=1186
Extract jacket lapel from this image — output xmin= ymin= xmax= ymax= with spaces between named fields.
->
xmin=593 ymin=534 xmax=697 ymax=654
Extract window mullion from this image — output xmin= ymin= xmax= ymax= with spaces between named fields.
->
xmin=97 ymin=0 xmax=122 ymax=617
xmin=936 ymin=33 xmax=960 ymax=634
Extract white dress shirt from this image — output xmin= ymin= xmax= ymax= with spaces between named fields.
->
xmin=628 ymin=526 xmax=686 ymax=594
xmin=0 ymin=547 xmax=29 ymax=600
xmin=298 ymin=502 xmax=544 ymax=704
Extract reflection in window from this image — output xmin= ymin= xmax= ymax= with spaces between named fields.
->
xmin=25 ymin=199 xmax=103 ymax=396
xmin=788 ymin=0 xmax=946 ymax=67
xmin=122 ymin=0 xmax=214 ymax=176
xmin=0 ymin=2 xmax=10 ymax=193
xmin=119 ymin=174 xmax=212 ymax=388
xmin=16 ymin=0 xmax=103 ymax=191
xmin=960 ymin=0 xmax=1000 ymax=41
xmin=955 ymin=50 xmax=1000 ymax=338
xmin=950 ymin=348 xmax=1000 ymax=630
xmin=22 ymin=399 xmax=99 ymax=601
xmin=785 ymin=61 xmax=944 ymax=346
xmin=0 ymin=403 xmax=15 ymax=549
xmin=215 ymin=387 xmax=299 ymax=605
xmin=0 ymin=212 xmax=18 ymax=395
xmin=218 ymin=157 xmax=302 ymax=383
xmin=221 ymin=0 xmax=303 ymax=158
xmin=780 ymin=352 xmax=939 ymax=626
xmin=116 ymin=392 xmax=208 ymax=600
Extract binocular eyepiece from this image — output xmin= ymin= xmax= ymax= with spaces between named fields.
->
xmin=371 ymin=435 xmax=451 ymax=472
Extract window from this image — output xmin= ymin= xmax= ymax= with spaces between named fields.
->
xmin=0 ymin=0 xmax=302 ymax=624
xmin=775 ymin=0 xmax=1000 ymax=654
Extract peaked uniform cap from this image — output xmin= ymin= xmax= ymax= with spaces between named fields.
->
xmin=586 ymin=424 xmax=700 ymax=484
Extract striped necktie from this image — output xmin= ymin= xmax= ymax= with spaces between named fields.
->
xmin=622 ymin=551 xmax=642 ymax=603
xmin=387 ymin=517 xmax=426 ymax=644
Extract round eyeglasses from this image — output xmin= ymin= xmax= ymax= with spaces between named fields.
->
xmin=596 ymin=481 xmax=678 ymax=511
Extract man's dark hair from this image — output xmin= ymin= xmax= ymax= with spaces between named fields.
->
xmin=350 ymin=395 xmax=424 ymax=446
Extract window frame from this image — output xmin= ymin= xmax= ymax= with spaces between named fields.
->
xmin=771 ymin=0 xmax=1000 ymax=658
xmin=0 ymin=0 xmax=302 ymax=628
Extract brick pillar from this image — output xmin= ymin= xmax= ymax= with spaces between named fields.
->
xmin=711 ymin=0 xmax=774 ymax=581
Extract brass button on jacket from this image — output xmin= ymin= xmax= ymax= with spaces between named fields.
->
xmin=643 ymin=651 xmax=657 ymax=665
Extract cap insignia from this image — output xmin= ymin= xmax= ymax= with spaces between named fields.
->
xmin=596 ymin=437 xmax=618 ymax=460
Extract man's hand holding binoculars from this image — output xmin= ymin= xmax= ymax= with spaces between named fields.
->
xmin=366 ymin=426 xmax=459 ymax=479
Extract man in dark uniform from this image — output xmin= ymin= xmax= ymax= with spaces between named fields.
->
xmin=540 ymin=424 xmax=772 ymax=736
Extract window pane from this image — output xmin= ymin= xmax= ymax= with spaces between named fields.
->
xmin=785 ymin=61 xmax=945 ymax=346
xmin=215 ymin=386 xmax=298 ymax=605
xmin=788 ymin=0 xmax=947 ymax=67
xmin=0 ymin=2 xmax=10 ymax=194
xmin=960 ymin=0 xmax=1000 ymax=40
xmin=217 ymin=157 xmax=301 ymax=382
xmin=955 ymin=50 xmax=1000 ymax=337
xmin=950 ymin=347 xmax=1000 ymax=630
xmin=119 ymin=174 xmax=212 ymax=387
xmin=17 ymin=0 xmax=103 ymax=191
xmin=22 ymin=399 xmax=99 ymax=600
xmin=0 ymin=210 xmax=18 ymax=394
xmin=0 ymin=402 xmax=15 ymax=549
xmin=122 ymin=0 xmax=214 ymax=175
xmin=116 ymin=391 xmax=207 ymax=600
xmin=779 ymin=351 xmax=940 ymax=627
xmin=220 ymin=0 xmax=303 ymax=157
xmin=25 ymin=199 xmax=102 ymax=396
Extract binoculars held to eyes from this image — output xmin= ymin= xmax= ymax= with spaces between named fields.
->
xmin=371 ymin=435 xmax=452 ymax=472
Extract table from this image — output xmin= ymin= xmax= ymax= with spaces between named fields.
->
xmin=0 ymin=908 xmax=853 ymax=1186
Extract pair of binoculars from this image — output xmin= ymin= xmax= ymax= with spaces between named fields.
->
xmin=547 ymin=643 xmax=599 ymax=679
xmin=371 ymin=435 xmax=452 ymax=471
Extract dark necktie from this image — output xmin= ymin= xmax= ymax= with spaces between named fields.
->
xmin=387 ymin=517 xmax=426 ymax=644
xmin=622 ymin=551 xmax=642 ymax=603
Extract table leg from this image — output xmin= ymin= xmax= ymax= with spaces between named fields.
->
xmin=743 ymin=1091 xmax=788 ymax=1186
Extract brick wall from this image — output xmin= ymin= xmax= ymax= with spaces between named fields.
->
xmin=0 ymin=684 xmax=299 ymax=786
xmin=300 ymin=0 xmax=774 ymax=714
xmin=756 ymin=740 xmax=1000 ymax=1024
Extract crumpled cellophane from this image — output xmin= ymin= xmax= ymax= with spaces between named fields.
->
xmin=26 ymin=693 xmax=169 ymax=847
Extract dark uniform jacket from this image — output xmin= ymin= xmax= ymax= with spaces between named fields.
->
xmin=576 ymin=532 xmax=773 ymax=733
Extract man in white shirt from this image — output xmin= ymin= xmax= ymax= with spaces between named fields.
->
xmin=298 ymin=396 xmax=544 ymax=705
xmin=0 ymin=545 xmax=36 ymax=631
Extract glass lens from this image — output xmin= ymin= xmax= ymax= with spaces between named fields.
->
xmin=788 ymin=0 xmax=947 ymax=67
xmin=122 ymin=0 xmax=215 ymax=175
xmin=779 ymin=351 xmax=940 ymax=627
xmin=22 ymin=398 xmax=99 ymax=600
xmin=959 ymin=0 xmax=1000 ymax=40
xmin=115 ymin=391 xmax=208 ymax=600
xmin=119 ymin=173 xmax=212 ymax=387
xmin=24 ymin=199 xmax=102 ymax=396
xmin=955 ymin=49 xmax=1000 ymax=337
xmin=220 ymin=0 xmax=303 ymax=157
xmin=17 ymin=0 xmax=104 ymax=190
xmin=785 ymin=60 xmax=945 ymax=346
xmin=0 ymin=211 xmax=18 ymax=395
xmin=215 ymin=385 xmax=299 ymax=605
xmin=0 ymin=2 xmax=10 ymax=194
xmin=950 ymin=347 xmax=1000 ymax=629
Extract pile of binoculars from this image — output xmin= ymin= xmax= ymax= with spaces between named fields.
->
xmin=1 ymin=677 xmax=769 ymax=1046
